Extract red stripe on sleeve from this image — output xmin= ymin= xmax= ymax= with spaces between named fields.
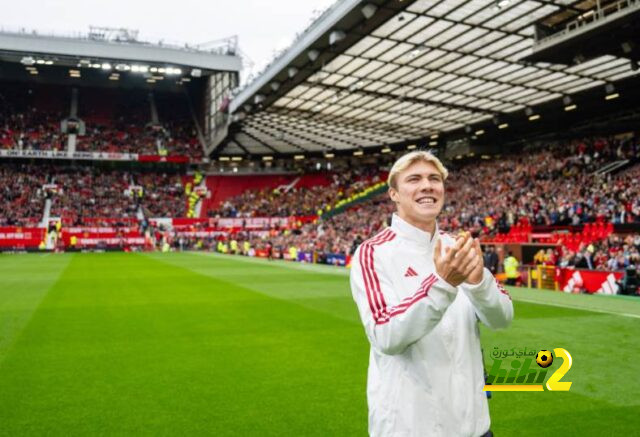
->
xmin=366 ymin=230 xmax=395 ymax=315
xmin=375 ymin=274 xmax=438 ymax=325
xmin=359 ymin=229 xmax=394 ymax=317
xmin=359 ymin=230 xmax=443 ymax=325
xmin=495 ymin=277 xmax=512 ymax=300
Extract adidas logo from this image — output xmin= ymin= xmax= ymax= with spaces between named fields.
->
xmin=404 ymin=267 xmax=418 ymax=277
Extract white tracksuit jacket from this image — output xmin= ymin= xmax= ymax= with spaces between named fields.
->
xmin=350 ymin=214 xmax=514 ymax=437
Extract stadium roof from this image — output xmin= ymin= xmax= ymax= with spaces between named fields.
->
xmin=220 ymin=0 xmax=639 ymax=156
xmin=0 ymin=29 xmax=242 ymax=74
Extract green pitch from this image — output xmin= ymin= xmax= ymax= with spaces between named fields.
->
xmin=0 ymin=252 xmax=639 ymax=436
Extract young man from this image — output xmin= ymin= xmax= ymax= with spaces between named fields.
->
xmin=350 ymin=151 xmax=513 ymax=437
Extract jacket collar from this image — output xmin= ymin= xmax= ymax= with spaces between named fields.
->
xmin=390 ymin=213 xmax=438 ymax=247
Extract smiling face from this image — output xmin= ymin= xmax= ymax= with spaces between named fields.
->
xmin=388 ymin=160 xmax=445 ymax=233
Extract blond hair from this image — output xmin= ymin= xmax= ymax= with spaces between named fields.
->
xmin=387 ymin=150 xmax=448 ymax=189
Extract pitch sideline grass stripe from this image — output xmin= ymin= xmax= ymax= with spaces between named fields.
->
xmin=188 ymin=251 xmax=349 ymax=276
xmin=506 ymin=287 xmax=640 ymax=319
xmin=594 ymin=293 xmax=640 ymax=301
xmin=506 ymin=295 xmax=640 ymax=319
xmin=0 ymin=253 xmax=74 ymax=365
xmin=186 ymin=252 xmax=640 ymax=319
xmin=143 ymin=252 xmax=363 ymax=324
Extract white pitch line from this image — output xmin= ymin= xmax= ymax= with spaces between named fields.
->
xmin=506 ymin=295 xmax=640 ymax=319
xmin=188 ymin=251 xmax=349 ymax=276
xmin=186 ymin=252 xmax=640 ymax=319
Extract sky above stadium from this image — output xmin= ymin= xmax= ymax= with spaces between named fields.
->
xmin=1 ymin=0 xmax=336 ymax=83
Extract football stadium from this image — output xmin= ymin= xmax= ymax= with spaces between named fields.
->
xmin=1 ymin=0 xmax=640 ymax=435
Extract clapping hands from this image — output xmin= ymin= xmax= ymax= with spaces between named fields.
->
xmin=434 ymin=232 xmax=484 ymax=287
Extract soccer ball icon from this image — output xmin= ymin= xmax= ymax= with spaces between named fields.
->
xmin=536 ymin=350 xmax=554 ymax=368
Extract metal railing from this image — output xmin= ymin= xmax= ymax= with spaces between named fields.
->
xmin=536 ymin=0 xmax=640 ymax=45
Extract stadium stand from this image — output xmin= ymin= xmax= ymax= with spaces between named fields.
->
xmin=443 ymin=138 xmax=640 ymax=236
xmin=0 ymin=84 xmax=67 ymax=151
xmin=203 ymin=174 xmax=299 ymax=215
xmin=1 ymin=82 xmax=202 ymax=160
xmin=207 ymin=164 xmax=385 ymax=218
xmin=2 ymin=136 xmax=638 ymax=261
xmin=182 ymin=136 xmax=639 ymax=277
xmin=0 ymin=163 xmax=47 ymax=226
xmin=2 ymin=21 xmax=635 ymax=283
xmin=49 ymin=166 xmax=139 ymax=222
xmin=202 ymin=136 xmax=639 ymax=231
xmin=0 ymin=162 xmax=187 ymax=225
xmin=136 ymin=172 xmax=188 ymax=218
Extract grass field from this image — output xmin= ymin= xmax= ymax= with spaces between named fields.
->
xmin=1 ymin=252 xmax=639 ymax=436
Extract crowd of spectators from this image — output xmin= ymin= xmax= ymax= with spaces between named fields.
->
xmin=1 ymin=84 xmax=203 ymax=160
xmin=76 ymin=120 xmax=202 ymax=160
xmin=202 ymin=136 xmax=640 ymax=273
xmin=75 ymin=89 xmax=203 ymax=160
xmin=0 ymin=163 xmax=47 ymax=226
xmin=0 ymin=162 xmax=187 ymax=226
xmin=2 ymin=133 xmax=639 ymax=276
xmin=134 ymin=172 xmax=185 ymax=218
xmin=205 ymin=201 xmax=639 ymax=274
xmin=557 ymin=233 xmax=640 ymax=271
xmin=209 ymin=137 xmax=639 ymax=233
xmin=230 ymin=196 xmax=395 ymax=259
xmin=76 ymin=124 xmax=156 ymax=155
xmin=49 ymin=168 xmax=188 ymax=223
xmin=440 ymin=138 xmax=640 ymax=236
xmin=1 ymin=85 xmax=65 ymax=152
xmin=161 ymin=120 xmax=203 ymax=161
xmin=50 ymin=167 xmax=139 ymax=222
xmin=1 ymin=107 xmax=66 ymax=152
xmin=210 ymin=164 xmax=384 ymax=218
